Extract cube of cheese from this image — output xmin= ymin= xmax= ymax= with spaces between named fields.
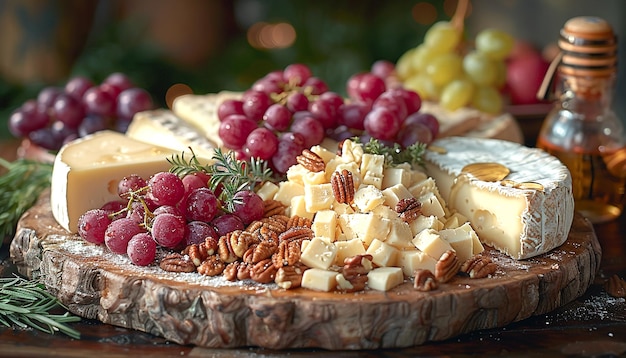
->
xmin=334 ymin=238 xmax=366 ymax=265
xmin=300 ymin=237 xmax=337 ymax=270
xmin=274 ymin=181 xmax=304 ymax=206
xmin=418 ymin=191 xmax=447 ymax=219
xmin=333 ymin=202 xmax=355 ymax=215
xmin=354 ymin=184 xmax=385 ymax=212
xmin=409 ymin=215 xmax=444 ymax=236
xmin=367 ymin=267 xmax=404 ymax=291
xmin=382 ymin=167 xmax=412 ymax=189
xmin=408 ymin=177 xmax=439 ymax=198
xmin=340 ymin=139 xmax=364 ymax=164
xmin=384 ymin=219 xmax=414 ymax=249
xmin=312 ymin=210 xmax=337 ymax=241
xmin=366 ymin=239 xmax=398 ymax=267
xmin=302 ymin=171 xmax=328 ymax=186
xmin=398 ymin=249 xmax=437 ymax=277
xmin=362 ymin=172 xmax=383 ymax=189
xmin=339 ymin=213 xmax=390 ymax=247
xmin=301 ymin=268 xmax=338 ymax=292
xmin=290 ymin=195 xmax=314 ymax=220
xmin=286 ymin=164 xmax=308 ymax=185
xmin=382 ymin=183 xmax=413 ymax=208
xmin=444 ymin=212 xmax=469 ymax=229
xmin=256 ymin=181 xmax=279 ymax=201
xmin=304 ymin=183 xmax=334 ymax=212
xmin=438 ymin=223 xmax=475 ymax=263
xmin=360 ymin=153 xmax=385 ymax=178
xmin=412 ymin=229 xmax=454 ymax=260
xmin=372 ymin=204 xmax=400 ymax=220
xmin=310 ymin=145 xmax=336 ymax=164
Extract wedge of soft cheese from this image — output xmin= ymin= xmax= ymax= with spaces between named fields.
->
xmin=51 ymin=131 xmax=178 ymax=233
xmin=126 ymin=109 xmax=217 ymax=159
xmin=424 ymin=136 xmax=574 ymax=259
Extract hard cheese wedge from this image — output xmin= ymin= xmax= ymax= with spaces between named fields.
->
xmin=424 ymin=136 xmax=575 ymax=259
xmin=50 ymin=130 xmax=178 ymax=233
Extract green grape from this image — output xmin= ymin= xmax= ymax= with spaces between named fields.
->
xmin=405 ymin=73 xmax=440 ymax=101
xmin=412 ymin=45 xmax=439 ymax=73
xmin=463 ymin=51 xmax=498 ymax=86
xmin=475 ymin=28 xmax=514 ymax=60
xmin=440 ymin=78 xmax=475 ymax=111
xmin=471 ymin=85 xmax=503 ymax=114
xmin=424 ymin=21 xmax=462 ymax=54
xmin=395 ymin=47 xmax=418 ymax=80
xmin=425 ymin=52 xmax=462 ymax=87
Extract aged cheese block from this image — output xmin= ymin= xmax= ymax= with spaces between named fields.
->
xmin=10 ymin=192 xmax=601 ymax=350
xmin=50 ymin=131 xmax=179 ymax=233
xmin=126 ymin=109 xmax=217 ymax=158
xmin=171 ymin=91 xmax=242 ymax=148
xmin=424 ymin=136 xmax=575 ymax=259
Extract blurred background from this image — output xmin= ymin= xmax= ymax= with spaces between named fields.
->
xmin=0 ymin=0 xmax=625 ymax=141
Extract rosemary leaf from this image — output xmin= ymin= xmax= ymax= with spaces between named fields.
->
xmin=0 ymin=275 xmax=81 ymax=339
xmin=0 ymin=158 xmax=53 ymax=243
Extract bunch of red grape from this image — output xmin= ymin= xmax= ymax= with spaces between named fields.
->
xmin=77 ymin=170 xmax=265 ymax=266
xmin=216 ymin=63 xmax=439 ymax=175
xmin=8 ymin=73 xmax=154 ymax=151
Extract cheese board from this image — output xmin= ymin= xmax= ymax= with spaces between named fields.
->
xmin=10 ymin=190 xmax=601 ymax=350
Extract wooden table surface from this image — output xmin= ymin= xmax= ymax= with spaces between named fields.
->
xmin=1 ymin=138 xmax=625 ymax=357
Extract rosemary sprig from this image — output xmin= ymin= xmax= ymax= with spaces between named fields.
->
xmin=167 ymin=147 xmax=273 ymax=212
xmin=0 ymin=158 xmax=53 ymax=244
xmin=0 ymin=275 xmax=81 ymax=339
xmin=357 ymin=137 xmax=427 ymax=167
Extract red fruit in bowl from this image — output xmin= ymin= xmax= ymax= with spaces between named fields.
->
xmin=506 ymin=41 xmax=550 ymax=105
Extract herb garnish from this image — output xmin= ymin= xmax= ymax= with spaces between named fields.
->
xmin=0 ymin=275 xmax=81 ymax=339
xmin=356 ymin=137 xmax=427 ymax=167
xmin=167 ymin=148 xmax=273 ymax=212
xmin=0 ymin=158 xmax=53 ymax=244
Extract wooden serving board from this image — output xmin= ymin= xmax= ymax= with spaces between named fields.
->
xmin=9 ymin=192 xmax=601 ymax=350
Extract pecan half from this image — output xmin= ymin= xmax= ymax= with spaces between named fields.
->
xmin=278 ymin=226 xmax=314 ymax=242
xmin=395 ymin=197 xmax=422 ymax=223
xmin=197 ymin=256 xmax=225 ymax=276
xmin=272 ymin=239 xmax=303 ymax=268
xmin=159 ymin=253 xmax=196 ymax=273
xmin=247 ymin=215 xmax=288 ymax=236
xmin=263 ymin=199 xmax=287 ymax=217
xmin=460 ymin=255 xmax=497 ymax=279
xmin=605 ymin=274 xmax=626 ymax=298
xmin=223 ymin=261 xmax=252 ymax=281
xmin=413 ymin=269 xmax=438 ymax=291
xmin=296 ymin=149 xmax=325 ymax=172
xmin=435 ymin=249 xmax=460 ymax=283
xmin=286 ymin=215 xmax=312 ymax=229
xmin=331 ymin=169 xmax=356 ymax=205
xmin=243 ymin=240 xmax=278 ymax=264
xmin=337 ymin=254 xmax=373 ymax=292
xmin=218 ymin=230 xmax=257 ymax=263
xmin=275 ymin=264 xmax=308 ymax=289
xmin=249 ymin=258 xmax=278 ymax=283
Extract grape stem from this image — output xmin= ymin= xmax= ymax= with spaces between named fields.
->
xmin=451 ymin=0 xmax=469 ymax=32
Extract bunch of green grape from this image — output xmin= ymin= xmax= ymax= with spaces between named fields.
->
xmin=395 ymin=21 xmax=513 ymax=114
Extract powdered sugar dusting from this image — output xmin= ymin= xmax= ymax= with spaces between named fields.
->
xmin=551 ymin=291 xmax=626 ymax=322
xmin=58 ymin=238 xmax=275 ymax=290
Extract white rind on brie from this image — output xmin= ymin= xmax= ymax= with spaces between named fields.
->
xmin=424 ymin=136 xmax=575 ymax=259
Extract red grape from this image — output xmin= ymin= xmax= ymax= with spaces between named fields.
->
xmin=217 ymin=99 xmax=245 ymax=121
xmin=118 ymin=174 xmax=147 ymax=199
xmin=263 ymin=103 xmax=292 ymax=132
xmin=211 ymin=214 xmax=244 ymax=237
xmin=184 ymin=221 xmax=218 ymax=246
xmin=403 ymin=112 xmax=439 ymax=139
xmin=338 ymin=102 xmax=368 ymax=130
xmin=218 ymin=114 xmax=258 ymax=150
xmin=363 ymin=107 xmax=401 ymax=141
xmin=53 ymin=93 xmax=85 ymax=128
xmin=283 ymin=63 xmax=312 ymax=86
xmin=290 ymin=113 xmax=324 ymax=148
xmin=232 ymin=190 xmax=264 ymax=225
xmin=105 ymin=217 xmax=144 ymax=254
xmin=83 ymin=85 xmax=116 ymax=117
xmin=397 ymin=122 xmax=433 ymax=148
xmin=371 ymin=60 xmax=395 ymax=80
xmin=302 ymin=76 xmax=328 ymax=95
xmin=147 ymin=172 xmax=185 ymax=207
xmin=103 ymin=72 xmax=134 ymax=93
xmin=286 ymin=91 xmax=309 ymax=113
xmin=127 ymin=232 xmax=157 ymax=266
xmin=242 ymin=90 xmax=273 ymax=121
xmin=117 ymin=87 xmax=153 ymax=120
xmin=78 ymin=209 xmax=112 ymax=244
xmin=244 ymin=127 xmax=278 ymax=160
xmin=184 ymin=187 xmax=219 ymax=222
xmin=151 ymin=213 xmax=186 ymax=249
xmin=65 ymin=76 xmax=94 ymax=100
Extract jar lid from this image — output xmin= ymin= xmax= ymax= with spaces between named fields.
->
xmin=558 ymin=16 xmax=617 ymax=76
